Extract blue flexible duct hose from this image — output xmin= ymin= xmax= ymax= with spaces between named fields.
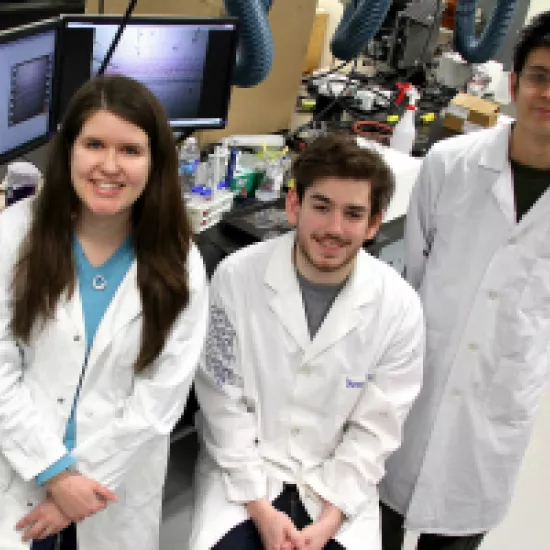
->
xmin=224 ymin=0 xmax=274 ymax=87
xmin=455 ymin=0 xmax=519 ymax=64
xmin=330 ymin=0 xmax=392 ymax=61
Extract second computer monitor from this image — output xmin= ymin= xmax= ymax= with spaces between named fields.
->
xmin=0 ymin=18 xmax=58 ymax=163
xmin=55 ymin=15 xmax=238 ymax=130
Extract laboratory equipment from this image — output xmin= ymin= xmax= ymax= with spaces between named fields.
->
xmin=52 ymin=15 xmax=238 ymax=130
xmin=336 ymin=0 xmax=520 ymax=66
xmin=5 ymin=161 xmax=42 ymax=207
xmin=0 ymin=18 xmax=59 ymax=164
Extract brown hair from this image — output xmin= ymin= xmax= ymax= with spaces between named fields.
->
xmin=292 ymin=133 xmax=395 ymax=217
xmin=12 ymin=75 xmax=192 ymax=372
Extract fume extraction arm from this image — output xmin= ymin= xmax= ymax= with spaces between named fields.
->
xmin=225 ymin=0 xmax=520 ymax=87
xmin=328 ymin=0 xmax=520 ymax=65
xmin=454 ymin=0 xmax=518 ymax=64
xmin=224 ymin=0 xmax=274 ymax=87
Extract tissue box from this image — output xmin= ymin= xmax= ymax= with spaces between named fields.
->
xmin=443 ymin=93 xmax=500 ymax=132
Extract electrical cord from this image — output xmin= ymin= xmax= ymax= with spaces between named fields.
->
xmin=97 ymin=0 xmax=139 ymax=76
xmin=352 ymin=120 xmax=393 ymax=142
xmin=290 ymin=58 xmax=360 ymax=141
xmin=302 ymin=60 xmax=351 ymax=84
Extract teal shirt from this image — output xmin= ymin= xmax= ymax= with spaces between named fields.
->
xmin=36 ymin=236 xmax=134 ymax=485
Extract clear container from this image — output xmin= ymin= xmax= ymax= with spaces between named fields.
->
xmin=178 ymin=137 xmax=200 ymax=197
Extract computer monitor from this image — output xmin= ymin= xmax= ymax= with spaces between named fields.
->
xmin=54 ymin=15 xmax=238 ymax=130
xmin=0 ymin=19 xmax=59 ymax=164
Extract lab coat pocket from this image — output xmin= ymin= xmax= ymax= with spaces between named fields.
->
xmin=519 ymin=258 xmax=550 ymax=313
xmin=483 ymin=357 xmax=540 ymax=424
xmin=0 ymin=454 xmax=14 ymax=494
xmin=123 ymin=438 xmax=169 ymax=508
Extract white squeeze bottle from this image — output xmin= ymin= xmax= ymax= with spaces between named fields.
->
xmin=390 ymin=87 xmax=419 ymax=155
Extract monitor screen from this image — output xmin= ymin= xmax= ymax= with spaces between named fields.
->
xmin=55 ymin=15 xmax=238 ymax=130
xmin=0 ymin=19 xmax=58 ymax=163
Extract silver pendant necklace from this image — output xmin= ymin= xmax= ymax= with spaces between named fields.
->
xmin=92 ymin=274 xmax=107 ymax=291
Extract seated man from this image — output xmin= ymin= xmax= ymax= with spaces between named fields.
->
xmin=190 ymin=134 xmax=424 ymax=550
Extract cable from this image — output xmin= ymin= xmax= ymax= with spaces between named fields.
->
xmin=97 ymin=0 xmax=139 ymax=76
xmin=352 ymin=120 xmax=393 ymax=143
xmin=290 ymin=58 xmax=360 ymax=141
xmin=302 ymin=60 xmax=351 ymax=84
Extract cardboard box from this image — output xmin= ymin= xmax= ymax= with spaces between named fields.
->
xmin=443 ymin=93 xmax=500 ymax=133
xmin=303 ymin=11 xmax=329 ymax=75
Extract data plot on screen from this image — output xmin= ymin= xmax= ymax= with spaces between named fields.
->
xmin=91 ymin=26 xmax=208 ymax=120
xmin=9 ymin=54 xmax=52 ymax=127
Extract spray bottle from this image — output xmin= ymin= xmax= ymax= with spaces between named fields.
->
xmin=390 ymin=84 xmax=419 ymax=155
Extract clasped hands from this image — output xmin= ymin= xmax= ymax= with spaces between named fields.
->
xmin=16 ymin=471 xmax=117 ymax=542
xmin=247 ymin=497 xmax=344 ymax=550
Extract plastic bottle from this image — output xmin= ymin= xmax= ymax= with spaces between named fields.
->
xmin=178 ymin=136 xmax=200 ymax=197
xmin=390 ymin=87 xmax=419 ymax=155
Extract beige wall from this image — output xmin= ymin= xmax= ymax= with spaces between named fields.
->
xmin=525 ymin=0 xmax=548 ymax=22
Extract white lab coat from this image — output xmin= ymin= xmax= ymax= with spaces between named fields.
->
xmin=0 ymin=198 xmax=209 ymax=549
xmin=190 ymin=231 xmax=424 ymax=550
xmin=379 ymin=123 xmax=550 ymax=534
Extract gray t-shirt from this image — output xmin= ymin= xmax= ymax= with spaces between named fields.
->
xmin=296 ymin=270 xmax=347 ymax=338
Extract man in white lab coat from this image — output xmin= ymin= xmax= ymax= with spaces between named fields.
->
xmin=190 ymin=134 xmax=425 ymax=550
xmin=379 ymin=11 xmax=550 ymax=550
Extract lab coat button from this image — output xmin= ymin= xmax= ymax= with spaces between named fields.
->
xmin=450 ymin=389 xmax=461 ymax=397
xmin=73 ymin=335 xmax=81 ymax=342
xmin=467 ymin=342 xmax=479 ymax=351
xmin=301 ymin=366 xmax=312 ymax=375
xmin=27 ymin=502 xmax=33 ymax=508
xmin=291 ymin=427 xmax=300 ymax=436
xmin=487 ymin=290 xmax=499 ymax=300
xmin=57 ymin=397 xmax=65 ymax=404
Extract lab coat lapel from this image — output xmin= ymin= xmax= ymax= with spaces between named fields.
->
xmin=86 ymin=262 xmax=142 ymax=367
xmin=264 ymin=232 xmax=310 ymax=352
xmin=303 ymin=251 xmax=373 ymax=365
xmin=478 ymin=124 xmax=515 ymax=227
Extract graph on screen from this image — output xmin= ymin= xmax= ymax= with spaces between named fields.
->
xmin=9 ymin=54 xmax=53 ymax=127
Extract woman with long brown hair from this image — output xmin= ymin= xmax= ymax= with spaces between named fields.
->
xmin=0 ymin=75 xmax=209 ymax=549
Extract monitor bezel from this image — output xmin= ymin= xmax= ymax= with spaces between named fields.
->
xmin=0 ymin=18 xmax=60 ymax=165
xmin=55 ymin=14 xmax=239 ymax=131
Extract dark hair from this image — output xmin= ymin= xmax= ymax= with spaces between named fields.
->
xmin=513 ymin=10 xmax=550 ymax=74
xmin=12 ymin=75 xmax=193 ymax=372
xmin=292 ymin=133 xmax=395 ymax=218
